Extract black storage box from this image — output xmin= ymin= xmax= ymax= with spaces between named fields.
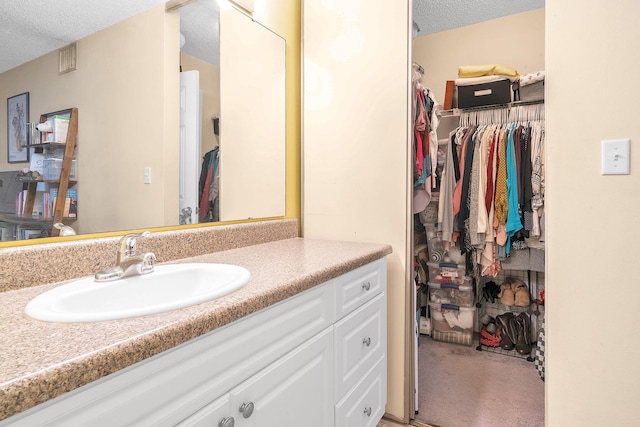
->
xmin=457 ymin=78 xmax=512 ymax=108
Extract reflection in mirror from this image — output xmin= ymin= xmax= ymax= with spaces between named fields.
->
xmin=219 ymin=5 xmax=286 ymax=220
xmin=0 ymin=1 xmax=287 ymax=243
xmin=179 ymin=0 xmax=221 ymax=225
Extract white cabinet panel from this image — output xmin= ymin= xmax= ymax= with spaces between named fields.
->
xmin=335 ymin=356 xmax=386 ymax=427
xmin=229 ymin=328 xmax=334 ymax=427
xmin=334 ymin=258 xmax=386 ymax=321
xmin=175 ymin=394 xmax=232 ymax=427
xmin=180 ymin=328 xmax=334 ymax=427
xmin=334 ymin=293 xmax=386 ymax=399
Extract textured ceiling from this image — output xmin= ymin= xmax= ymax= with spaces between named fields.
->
xmin=0 ymin=0 xmax=167 ymax=74
xmin=180 ymin=0 xmax=220 ymax=66
xmin=413 ymin=0 xmax=545 ymax=36
xmin=1 ymin=0 xmax=545 ymax=74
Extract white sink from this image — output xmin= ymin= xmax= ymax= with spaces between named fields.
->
xmin=25 ymin=263 xmax=251 ymax=323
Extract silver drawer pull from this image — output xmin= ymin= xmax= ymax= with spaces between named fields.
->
xmin=219 ymin=417 xmax=235 ymax=427
xmin=239 ymin=402 xmax=254 ymax=419
xmin=362 ymin=281 xmax=371 ymax=291
xmin=363 ymin=337 xmax=371 ymax=347
xmin=364 ymin=406 xmax=372 ymax=417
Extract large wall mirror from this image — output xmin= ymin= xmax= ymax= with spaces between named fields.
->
xmin=0 ymin=0 xmax=286 ymax=245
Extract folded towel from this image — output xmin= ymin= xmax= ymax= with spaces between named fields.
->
xmin=458 ymin=64 xmax=520 ymax=78
xmin=455 ymin=75 xmax=515 ymax=87
xmin=520 ymin=71 xmax=545 ymax=87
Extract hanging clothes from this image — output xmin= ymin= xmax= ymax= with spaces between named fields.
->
xmin=199 ymin=147 xmax=220 ymax=222
xmin=437 ymin=103 xmax=545 ymax=277
xmin=412 ymin=62 xmax=443 ymax=215
xmin=412 ymin=64 xmax=430 ymax=213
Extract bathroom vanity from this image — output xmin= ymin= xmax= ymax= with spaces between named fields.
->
xmin=0 ymin=227 xmax=391 ymax=427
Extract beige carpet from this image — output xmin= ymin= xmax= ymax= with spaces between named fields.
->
xmin=416 ymin=335 xmax=544 ymax=427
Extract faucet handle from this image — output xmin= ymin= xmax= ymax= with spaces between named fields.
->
xmin=118 ymin=231 xmax=151 ymax=260
xmin=140 ymin=252 xmax=156 ymax=275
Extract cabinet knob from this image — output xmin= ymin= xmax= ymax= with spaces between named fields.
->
xmin=364 ymin=406 xmax=372 ymax=417
xmin=219 ymin=417 xmax=235 ymax=427
xmin=363 ymin=337 xmax=371 ymax=347
xmin=362 ymin=281 xmax=371 ymax=291
xmin=239 ymin=401 xmax=254 ymax=419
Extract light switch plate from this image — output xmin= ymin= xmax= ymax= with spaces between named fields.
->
xmin=602 ymin=139 xmax=630 ymax=175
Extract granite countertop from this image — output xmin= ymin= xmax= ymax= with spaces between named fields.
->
xmin=0 ymin=237 xmax=392 ymax=421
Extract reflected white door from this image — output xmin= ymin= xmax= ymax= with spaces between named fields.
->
xmin=179 ymin=70 xmax=202 ymax=225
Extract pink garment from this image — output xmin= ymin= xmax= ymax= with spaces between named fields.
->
xmin=414 ymin=90 xmax=428 ymax=180
xmin=415 ymin=129 xmax=424 ymax=179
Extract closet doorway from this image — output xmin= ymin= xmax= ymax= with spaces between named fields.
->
xmin=409 ymin=2 xmax=546 ymax=426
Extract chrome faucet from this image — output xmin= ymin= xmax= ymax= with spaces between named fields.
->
xmin=94 ymin=232 xmax=156 ymax=282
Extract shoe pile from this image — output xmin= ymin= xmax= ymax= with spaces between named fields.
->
xmin=478 ymin=314 xmax=500 ymax=347
xmin=495 ymin=312 xmax=532 ymax=355
xmin=480 ymin=324 xmax=501 ymax=347
xmin=482 ymin=281 xmax=501 ymax=303
xmin=497 ymin=277 xmax=530 ymax=306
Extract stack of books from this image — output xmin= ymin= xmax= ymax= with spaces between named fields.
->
xmin=49 ymin=188 xmax=77 ymax=218
xmin=15 ymin=187 xmax=77 ymax=219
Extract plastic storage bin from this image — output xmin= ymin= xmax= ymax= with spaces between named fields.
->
xmin=419 ymin=199 xmax=439 ymax=225
xmin=429 ymin=302 xmax=476 ymax=346
xmin=425 ymin=225 xmax=444 ymax=262
xmin=427 ymin=262 xmax=467 ymax=284
xmin=424 ymin=225 xmax=467 ymax=265
xmin=428 ymin=282 xmax=474 ymax=307
xmin=43 ymin=158 xmax=77 ymax=180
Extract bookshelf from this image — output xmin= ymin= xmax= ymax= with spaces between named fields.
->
xmin=19 ymin=108 xmax=78 ymax=238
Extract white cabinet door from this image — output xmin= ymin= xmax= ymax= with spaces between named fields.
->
xmin=175 ymin=394 xmax=232 ymax=427
xmin=334 ymin=293 xmax=386 ymax=399
xmin=335 ymin=356 xmax=386 ymax=427
xmin=229 ymin=328 xmax=334 ymax=427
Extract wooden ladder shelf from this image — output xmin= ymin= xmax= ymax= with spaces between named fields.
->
xmin=22 ymin=108 xmax=78 ymax=237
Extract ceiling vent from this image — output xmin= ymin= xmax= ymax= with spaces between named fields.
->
xmin=58 ymin=42 xmax=77 ymax=75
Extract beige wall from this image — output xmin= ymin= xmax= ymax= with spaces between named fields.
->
xmin=413 ymin=8 xmax=545 ymax=105
xmin=302 ymin=0 xmax=411 ymax=420
xmin=546 ymin=0 xmax=640 ymax=425
xmin=0 ymin=5 xmax=179 ymax=235
xmin=181 ymin=53 xmax=221 ymax=154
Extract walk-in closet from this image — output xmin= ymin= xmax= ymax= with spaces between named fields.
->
xmin=410 ymin=3 xmax=545 ymax=426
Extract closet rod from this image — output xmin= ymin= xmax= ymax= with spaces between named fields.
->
xmin=458 ymin=99 xmax=544 ymax=113
xmin=459 ymin=101 xmax=544 ymax=126
xmin=438 ymin=100 xmax=544 ymax=118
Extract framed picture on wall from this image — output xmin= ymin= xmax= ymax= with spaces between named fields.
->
xmin=7 ymin=92 xmax=29 ymax=163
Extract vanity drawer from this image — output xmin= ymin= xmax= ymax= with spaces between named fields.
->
xmin=334 ymin=258 xmax=386 ymax=320
xmin=334 ymin=292 xmax=386 ymax=399
xmin=335 ymin=354 xmax=386 ymax=427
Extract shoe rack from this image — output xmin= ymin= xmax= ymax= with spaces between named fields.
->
xmin=476 ymin=269 xmax=545 ymax=361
